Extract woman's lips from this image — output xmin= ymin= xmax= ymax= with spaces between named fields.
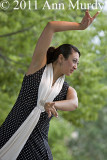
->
xmin=70 ymin=70 xmax=74 ymax=73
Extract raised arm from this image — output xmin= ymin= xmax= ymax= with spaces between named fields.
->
xmin=28 ymin=10 xmax=100 ymax=71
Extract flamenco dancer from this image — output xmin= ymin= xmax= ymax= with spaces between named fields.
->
xmin=0 ymin=10 xmax=99 ymax=160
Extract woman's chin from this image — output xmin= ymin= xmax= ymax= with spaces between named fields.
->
xmin=66 ymin=72 xmax=73 ymax=76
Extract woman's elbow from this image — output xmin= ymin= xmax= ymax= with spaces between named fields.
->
xmin=72 ymin=100 xmax=78 ymax=110
xmin=47 ymin=21 xmax=56 ymax=32
xmin=75 ymin=97 xmax=78 ymax=108
xmin=74 ymin=103 xmax=78 ymax=109
xmin=47 ymin=22 xmax=53 ymax=28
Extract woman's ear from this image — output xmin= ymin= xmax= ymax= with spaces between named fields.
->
xmin=58 ymin=54 xmax=64 ymax=64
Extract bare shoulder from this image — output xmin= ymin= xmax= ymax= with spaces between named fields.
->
xmin=25 ymin=60 xmax=46 ymax=76
xmin=66 ymin=86 xmax=77 ymax=100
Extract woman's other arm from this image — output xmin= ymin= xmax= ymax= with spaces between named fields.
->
xmin=54 ymin=86 xmax=78 ymax=111
xmin=44 ymin=87 xmax=78 ymax=118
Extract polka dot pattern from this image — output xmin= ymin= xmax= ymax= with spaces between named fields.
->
xmin=0 ymin=64 xmax=69 ymax=160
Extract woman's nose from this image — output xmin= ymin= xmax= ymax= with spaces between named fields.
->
xmin=74 ymin=64 xmax=77 ymax=70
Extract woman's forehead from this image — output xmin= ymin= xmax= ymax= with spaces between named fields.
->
xmin=70 ymin=52 xmax=79 ymax=59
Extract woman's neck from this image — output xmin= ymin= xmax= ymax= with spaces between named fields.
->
xmin=52 ymin=62 xmax=64 ymax=85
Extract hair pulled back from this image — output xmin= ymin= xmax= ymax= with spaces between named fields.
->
xmin=46 ymin=44 xmax=80 ymax=64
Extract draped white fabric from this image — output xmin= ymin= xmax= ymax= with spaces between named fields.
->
xmin=0 ymin=63 xmax=65 ymax=160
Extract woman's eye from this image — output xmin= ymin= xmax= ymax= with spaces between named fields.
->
xmin=73 ymin=60 xmax=77 ymax=63
xmin=73 ymin=60 xmax=79 ymax=65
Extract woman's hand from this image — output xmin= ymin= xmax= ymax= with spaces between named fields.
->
xmin=79 ymin=10 xmax=100 ymax=30
xmin=44 ymin=102 xmax=58 ymax=118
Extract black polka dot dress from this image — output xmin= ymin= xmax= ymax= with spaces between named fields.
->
xmin=0 ymin=64 xmax=69 ymax=160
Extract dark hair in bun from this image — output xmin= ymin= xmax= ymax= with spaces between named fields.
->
xmin=46 ymin=44 xmax=80 ymax=64
xmin=47 ymin=47 xmax=56 ymax=64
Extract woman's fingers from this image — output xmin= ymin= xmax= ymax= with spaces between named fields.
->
xmin=80 ymin=10 xmax=100 ymax=30
xmin=48 ymin=110 xmax=52 ymax=118
xmin=52 ymin=106 xmax=58 ymax=117
xmin=48 ymin=108 xmax=58 ymax=118
xmin=92 ymin=11 xmax=100 ymax=20
xmin=50 ymin=103 xmax=58 ymax=118
xmin=85 ymin=9 xmax=91 ymax=18
xmin=85 ymin=10 xmax=100 ymax=19
xmin=45 ymin=102 xmax=58 ymax=118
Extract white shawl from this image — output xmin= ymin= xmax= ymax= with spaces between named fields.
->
xmin=0 ymin=63 xmax=65 ymax=160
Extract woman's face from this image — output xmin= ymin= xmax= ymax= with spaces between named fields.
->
xmin=60 ymin=51 xmax=80 ymax=76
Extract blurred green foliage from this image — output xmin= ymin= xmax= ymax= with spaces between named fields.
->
xmin=65 ymin=106 xmax=107 ymax=160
